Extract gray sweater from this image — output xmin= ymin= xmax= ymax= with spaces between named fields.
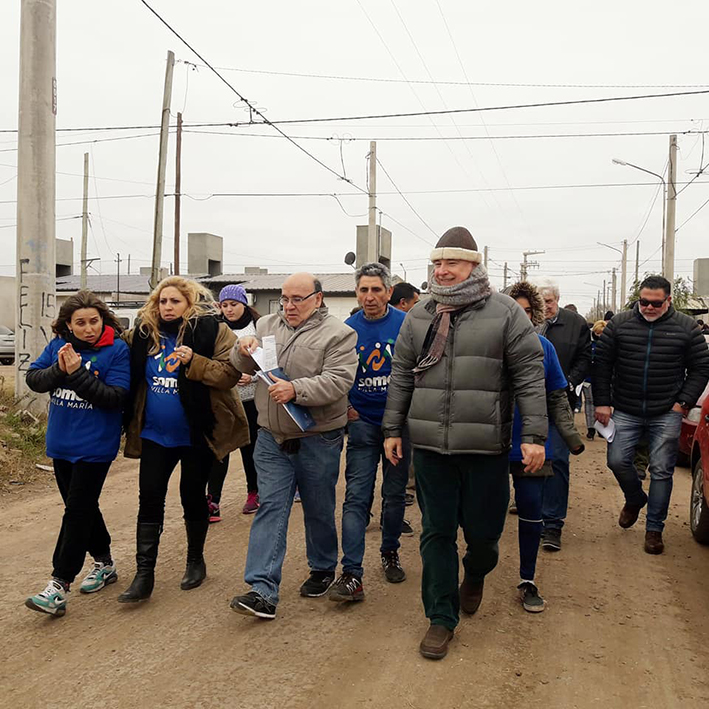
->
xmin=382 ymin=293 xmax=548 ymax=455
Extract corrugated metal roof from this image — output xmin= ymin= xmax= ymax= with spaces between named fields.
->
xmin=56 ymin=274 xmax=153 ymax=293
xmin=199 ymin=272 xmax=356 ymax=294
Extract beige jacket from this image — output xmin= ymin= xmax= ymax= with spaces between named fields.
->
xmin=230 ymin=307 xmax=357 ymax=442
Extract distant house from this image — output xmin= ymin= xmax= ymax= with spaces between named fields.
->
xmin=199 ymin=271 xmax=359 ymax=321
xmin=55 ymin=273 xmax=153 ymax=308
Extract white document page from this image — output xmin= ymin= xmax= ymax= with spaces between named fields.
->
xmin=593 ymin=418 xmax=616 ymax=443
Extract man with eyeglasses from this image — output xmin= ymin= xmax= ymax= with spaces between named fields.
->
xmin=228 ymin=273 xmax=358 ymax=619
xmin=593 ymin=275 xmax=709 ymax=555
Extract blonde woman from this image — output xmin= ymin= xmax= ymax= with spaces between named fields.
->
xmin=118 ymin=277 xmax=249 ymax=603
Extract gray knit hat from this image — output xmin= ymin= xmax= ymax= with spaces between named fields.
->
xmin=430 ymin=226 xmax=482 ymax=263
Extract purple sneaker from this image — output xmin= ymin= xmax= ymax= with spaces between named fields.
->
xmin=242 ymin=492 xmax=260 ymax=515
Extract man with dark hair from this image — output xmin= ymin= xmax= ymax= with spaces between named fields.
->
xmin=594 ymin=275 xmax=709 ymax=554
xmin=390 ymin=282 xmax=421 ymax=312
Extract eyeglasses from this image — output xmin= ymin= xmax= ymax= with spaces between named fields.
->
xmin=638 ymin=297 xmax=667 ymax=308
xmin=278 ymin=291 xmax=319 ymax=307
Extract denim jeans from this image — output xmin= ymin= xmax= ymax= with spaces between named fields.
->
xmin=606 ymin=409 xmax=682 ymax=532
xmin=244 ymin=428 xmax=343 ymax=605
xmin=340 ymin=419 xmax=410 ymax=578
xmin=542 ymin=424 xmax=570 ymax=531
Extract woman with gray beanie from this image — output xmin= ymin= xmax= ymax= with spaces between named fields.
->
xmin=207 ymin=284 xmax=261 ymax=519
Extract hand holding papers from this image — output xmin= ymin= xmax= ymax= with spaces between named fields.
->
xmin=593 ymin=418 xmax=616 ymax=443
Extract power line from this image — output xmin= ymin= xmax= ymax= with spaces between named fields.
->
xmin=676 ymin=194 xmax=709 ymax=232
xmin=177 ymin=61 xmax=709 ymax=91
xmin=0 ymin=132 xmax=163 ymax=153
xmin=253 ymin=88 xmax=709 ymax=126
xmin=139 ymin=0 xmax=367 ymax=195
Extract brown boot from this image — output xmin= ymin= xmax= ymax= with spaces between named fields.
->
xmin=459 ymin=576 xmax=484 ymax=615
xmin=419 ymin=624 xmax=454 ymax=660
xmin=618 ymin=503 xmax=644 ymax=529
xmin=644 ymin=530 xmax=664 ymax=554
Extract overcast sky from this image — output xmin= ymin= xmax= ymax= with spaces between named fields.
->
xmin=2 ymin=0 xmax=709 ymax=315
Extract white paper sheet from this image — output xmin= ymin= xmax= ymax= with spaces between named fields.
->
xmin=575 ymin=383 xmax=584 ymax=397
xmin=250 ymin=346 xmax=267 ymax=372
xmin=593 ymin=418 xmax=616 ymax=443
xmin=261 ymin=335 xmax=278 ymax=371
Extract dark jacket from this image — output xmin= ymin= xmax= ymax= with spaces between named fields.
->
xmin=541 ymin=307 xmax=592 ymax=386
xmin=592 ymin=304 xmax=709 ymax=417
xmin=382 ymin=292 xmax=548 ymax=455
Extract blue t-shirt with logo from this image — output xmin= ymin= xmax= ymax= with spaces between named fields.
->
xmin=30 ymin=335 xmax=130 ymax=463
xmin=141 ymin=333 xmax=192 ymax=448
xmin=509 ymin=334 xmax=567 ymax=462
xmin=345 ymin=306 xmax=407 ymax=427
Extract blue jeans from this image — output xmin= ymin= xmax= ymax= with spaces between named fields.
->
xmin=606 ymin=409 xmax=682 ymax=532
xmin=341 ymin=419 xmax=409 ymax=577
xmin=542 ymin=424 xmax=570 ymax=531
xmin=243 ymin=428 xmax=344 ymax=605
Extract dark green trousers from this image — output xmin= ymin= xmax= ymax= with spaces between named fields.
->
xmin=414 ymin=449 xmax=510 ymax=630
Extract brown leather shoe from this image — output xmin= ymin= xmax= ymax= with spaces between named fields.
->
xmin=644 ymin=530 xmax=664 ymax=554
xmin=419 ymin=624 xmax=454 ymax=660
xmin=618 ymin=503 xmax=644 ymax=529
xmin=459 ymin=576 xmax=484 ymax=615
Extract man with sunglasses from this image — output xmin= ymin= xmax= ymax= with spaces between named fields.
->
xmin=228 ymin=273 xmax=358 ymax=619
xmin=593 ymin=275 xmax=709 ymax=554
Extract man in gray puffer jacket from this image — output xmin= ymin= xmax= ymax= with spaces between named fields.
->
xmin=382 ymin=227 xmax=547 ymax=661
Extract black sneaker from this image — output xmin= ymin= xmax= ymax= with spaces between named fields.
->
xmin=401 ymin=519 xmax=414 ymax=536
xmin=299 ymin=570 xmax=335 ymax=598
xmin=541 ymin=528 xmax=562 ymax=551
xmin=230 ymin=591 xmax=276 ymax=619
xmin=404 ymin=492 xmax=415 ymax=507
xmin=381 ymin=551 xmax=406 ymax=583
xmin=328 ymin=573 xmax=365 ymax=602
xmin=517 ymin=582 xmax=546 ymax=613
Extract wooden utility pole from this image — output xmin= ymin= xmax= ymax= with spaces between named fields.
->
xmin=80 ymin=152 xmax=89 ymax=289
xmin=663 ymin=134 xmax=678 ymax=283
xmin=635 ymin=240 xmax=640 ymax=285
xmin=174 ymin=111 xmax=182 ymax=275
xmin=150 ymin=50 xmax=175 ymax=289
xmin=15 ymin=0 xmax=57 ymax=408
xmin=521 ymin=250 xmax=544 ymax=281
xmin=127 ymin=254 xmax=131 ymax=275
xmin=115 ymin=253 xmax=121 ymax=304
xmin=611 ymin=268 xmax=617 ymax=312
xmin=620 ymin=239 xmax=627 ymax=310
xmin=367 ymin=141 xmax=377 ymax=262
xmin=503 ymin=262 xmax=509 ymax=289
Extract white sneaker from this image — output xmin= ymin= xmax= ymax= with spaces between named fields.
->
xmin=25 ymin=579 xmax=68 ymax=616
xmin=80 ymin=561 xmax=118 ymax=594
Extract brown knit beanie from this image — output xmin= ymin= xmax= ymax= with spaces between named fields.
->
xmin=430 ymin=226 xmax=482 ymax=263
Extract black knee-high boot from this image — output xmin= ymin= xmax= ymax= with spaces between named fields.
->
xmin=117 ymin=522 xmax=162 ymax=603
xmin=180 ymin=519 xmax=208 ymax=590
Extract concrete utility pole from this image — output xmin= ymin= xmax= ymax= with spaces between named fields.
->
xmin=150 ymin=50 xmax=175 ymax=289
xmin=520 ymin=250 xmax=544 ymax=281
xmin=367 ymin=141 xmax=377 ymax=262
xmin=174 ymin=111 xmax=182 ymax=275
xmin=635 ymin=240 xmax=640 ymax=285
xmin=80 ymin=152 xmax=89 ymax=289
xmin=611 ymin=268 xmax=617 ymax=312
xmin=663 ymin=134 xmax=678 ymax=284
xmin=602 ymin=279 xmax=607 ymax=312
xmin=483 ymin=246 xmax=489 ymax=269
xmin=503 ymin=262 xmax=509 ymax=289
xmin=115 ymin=253 xmax=121 ymax=304
xmin=15 ymin=0 xmax=57 ymax=408
xmin=620 ymin=239 xmax=627 ymax=310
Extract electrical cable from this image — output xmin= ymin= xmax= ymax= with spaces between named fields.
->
xmin=675 ymin=194 xmax=709 ymax=232
xmin=139 ymin=0 xmax=367 ymax=195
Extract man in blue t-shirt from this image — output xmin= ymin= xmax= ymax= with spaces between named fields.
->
xmin=328 ymin=263 xmax=410 ymax=603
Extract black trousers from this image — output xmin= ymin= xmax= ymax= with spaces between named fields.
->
xmin=207 ymin=399 xmax=259 ymax=503
xmin=138 ymin=438 xmax=214 ymax=524
xmin=52 ymin=459 xmax=112 ymax=584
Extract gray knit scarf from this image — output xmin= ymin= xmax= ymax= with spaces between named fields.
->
xmin=414 ymin=265 xmax=492 ymax=381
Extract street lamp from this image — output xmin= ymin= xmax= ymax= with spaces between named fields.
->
xmin=611 ymin=157 xmax=666 ymax=273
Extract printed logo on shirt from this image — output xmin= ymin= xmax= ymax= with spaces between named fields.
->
xmin=150 ymin=346 xmax=182 ymax=395
xmin=356 ymin=339 xmax=395 ymax=393
xmin=51 ymin=387 xmax=93 ymax=410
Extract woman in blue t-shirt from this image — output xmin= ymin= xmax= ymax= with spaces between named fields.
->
xmin=24 ymin=291 xmax=131 ymax=617
xmin=506 ymin=282 xmax=584 ymax=614
xmin=117 ymin=276 xmax=249 ymax=604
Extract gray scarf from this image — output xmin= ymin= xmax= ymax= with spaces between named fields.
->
xmin=413 ymin=265 xmax=492 ymax=381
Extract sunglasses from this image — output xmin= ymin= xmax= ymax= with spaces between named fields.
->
xmin=638 ymin=297 xmax=667 ymax=308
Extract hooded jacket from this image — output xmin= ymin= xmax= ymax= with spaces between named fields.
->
xmin=382 ymin=292 xmax=547 ymax=455
xmin=230 ymin=306 xmax=358 ymax=442
xmin=592 ymin=303 xmax=709 ymax=417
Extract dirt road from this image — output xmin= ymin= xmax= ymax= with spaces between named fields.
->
xmin=1 ymin=425 xmax=708 ymax=709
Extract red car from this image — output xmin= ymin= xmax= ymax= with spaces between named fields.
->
xmin=679 ymin=383 xmax=709 ymax=466
xmin=690 ymin=388 xmax=709 ymax=543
